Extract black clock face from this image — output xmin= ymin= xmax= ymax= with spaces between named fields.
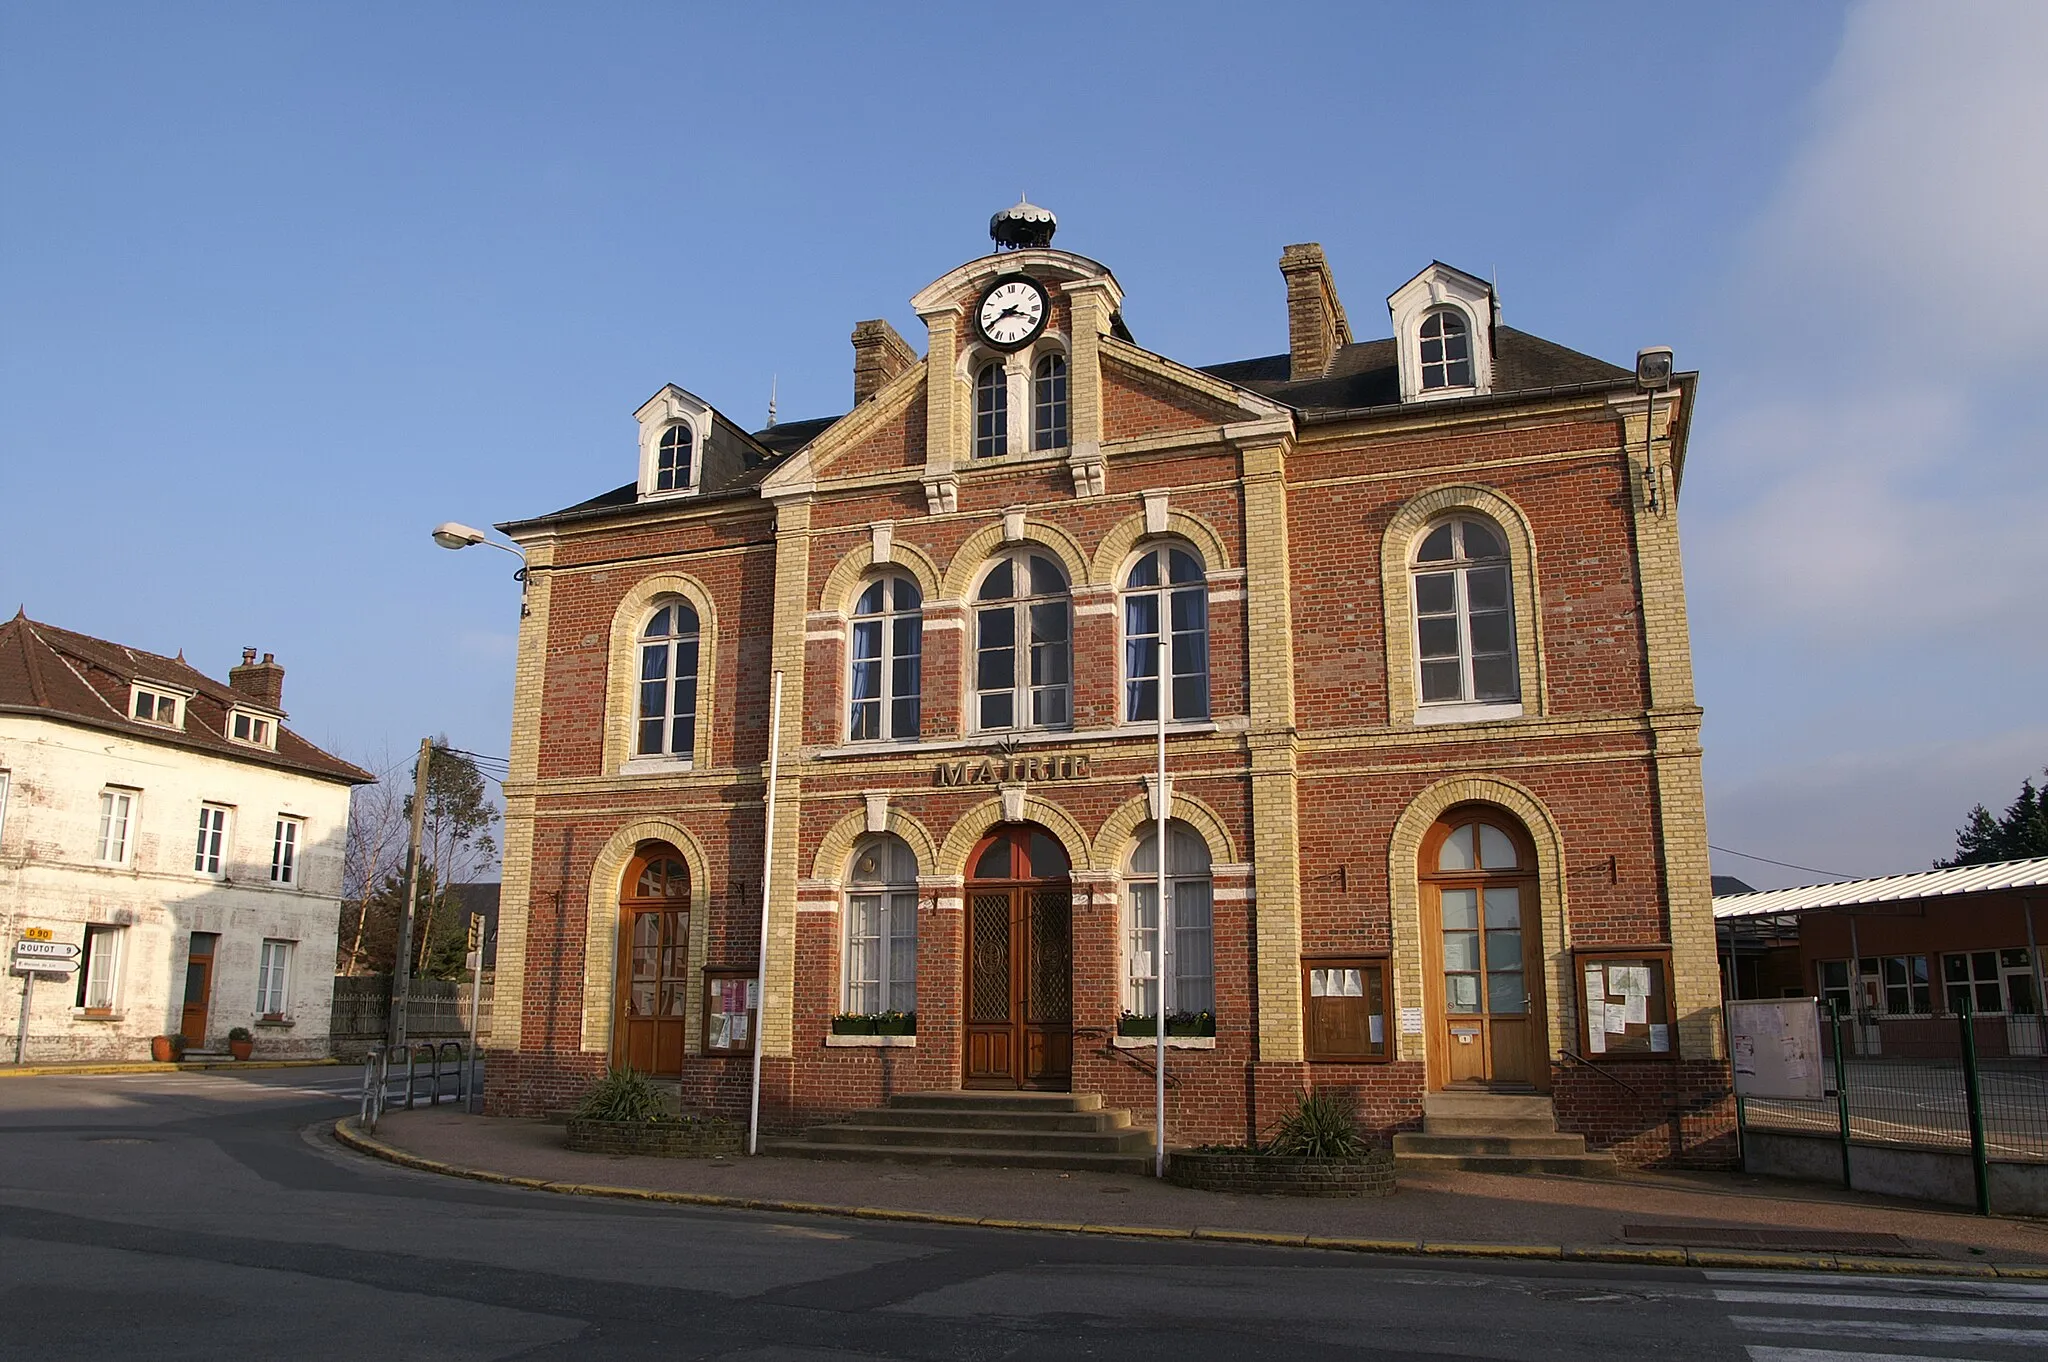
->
xmin=975 ymin=275 xmax=1049 ymax=351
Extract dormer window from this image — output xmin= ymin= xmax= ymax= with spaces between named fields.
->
xmin=129 ymin=686 xmax=184 ymax=728
xmin=1419 ymin=308 xmax=1473 ymax=390
xmin=228 ymin=709 xmax=276 ymax=749
xmin=655 ymin=425 xmax=694 ymax=492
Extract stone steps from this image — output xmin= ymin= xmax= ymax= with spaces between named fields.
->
xmin=771 ymin=1089 xmax=1156 ymax=1174
xmin=1392 ymin=1091 xmax=1617 ymax=1178
xmin=758 ymin=1137 xmax=1158 ymax=1176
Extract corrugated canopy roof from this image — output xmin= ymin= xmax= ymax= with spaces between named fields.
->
xmin=1712 ymin=857 xmax=2048 ymax=919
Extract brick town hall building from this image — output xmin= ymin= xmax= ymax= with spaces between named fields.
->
xmin=484 ymin=203 xmax=1732 ymax=1168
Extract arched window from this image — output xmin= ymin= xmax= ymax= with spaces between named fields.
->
xmin=656 ymin=425 xmax=694 ymax=492
xmin=974 ymin=550 xmax=1071 ymax=730
xmin=844 ymin=834 xmax=918 ymax=1015
xmin=1032 ymin=353 xmax=1068 ymax=451
xmin=1125 ymin=822 xmax=1214 ymax=1019
xmin=635 ymin=601 xmax=700 ymax=758
xmin=974 ymin=360 xmax=1008 ymax=459
xmin=1419 ymin=308 xmax=1473 ymax=390
xmin=1413 ymin=517 xmax=1515 ymax=705
xmin=1123 ymin=544 xmax=1209 ymax=722
xmin=849 ymin=575 xmax=922 ymax=741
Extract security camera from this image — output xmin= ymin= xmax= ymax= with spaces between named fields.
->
xmin=1635 ymin=346 xmax=1674 ymax=392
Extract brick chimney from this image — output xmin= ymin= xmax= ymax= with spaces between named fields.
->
xmin=851 ymin=319 xmax=918 ymax=405
xmin=1279 ymin=243 xmax=1351 ymax=381
xmin=228 ymin=647 xmax=285 ymax=710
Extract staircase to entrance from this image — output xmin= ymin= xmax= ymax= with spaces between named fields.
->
xmin=765 ymin=1090 xmax=1156 ymax=1175
xmin=1392 ymin=1092 xmax=1616 ymax=1176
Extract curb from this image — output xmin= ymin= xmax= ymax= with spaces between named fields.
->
xmin=328 ymin=1119 xmax=2048 ymax=1280
xmin=1 ymin=1058 xmax=344 ymax=1079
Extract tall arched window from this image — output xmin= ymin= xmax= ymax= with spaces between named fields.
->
xmin=1123 ymin=544 xmax=1209 ymax=722
xmin=1033 ymin=353 xmax=1068 ymax=450
xmin=1419 ymin=308 xmax=1473 ymax=390
xmin=844 ymin=834 xmax=918 ymax=1015
xmin=974 ymin=550 xmax=1071 ymax=731
xmin=974 ymin=360 xmax=1008 ymax=459
xmin=1413 ymin=517 xmax=1515 ymax=705
xmin=636 ymin=601 xmax=700 ymax=758
xmin=849 ymin=575 xmax=922 ymax=741
xmin=1126 ymin=822 xmax=1214 ymax=1019
xmin=656 ymin=425 xmax=694 ymax=492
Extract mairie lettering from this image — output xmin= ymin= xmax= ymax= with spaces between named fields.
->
xmin=935 ymin=753 xmax=1090 ymax=787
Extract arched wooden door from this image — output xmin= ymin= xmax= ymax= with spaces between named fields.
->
xmin=615 ymin=847 xmax=690 ymax=1076
xmin=1421 ymin=810 xmax=1547 ymax=1091
xmin=963 ymin=824 xmax=1072 ymax=1090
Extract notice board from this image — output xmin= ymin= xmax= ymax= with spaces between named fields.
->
xmin=1726 ymin=997 xmax=1824 ymax=1100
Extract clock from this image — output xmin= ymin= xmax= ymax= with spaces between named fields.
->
xmin=974 ymin=275 xmax=1049 ymax=351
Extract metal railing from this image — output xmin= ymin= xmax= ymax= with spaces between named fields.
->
xmin=358 ymin=1040 xmax=475 ymax=1133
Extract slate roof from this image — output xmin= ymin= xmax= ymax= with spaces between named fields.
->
xmin=0 ymin=612 xmax=374 ymax=785
xmin=1712 ymin=857 xmax=2048 ymax=919
xmin=508 ymin=413 xmax=835 ymax=530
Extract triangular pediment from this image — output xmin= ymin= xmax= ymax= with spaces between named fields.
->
xmin=760 ymin=359 xmax=928 ymax=494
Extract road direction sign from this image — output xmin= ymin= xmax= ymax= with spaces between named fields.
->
xmin=12 ymin=956 xmax=79 ymax=975
xmin=14 ymin=940 xmax=80 ymax=960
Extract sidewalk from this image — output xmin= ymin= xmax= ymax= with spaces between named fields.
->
xmin=0 ymin=1058 xmax=342 ymax=1078
xmin=342 ymin=1109 xmax=2048 ymax=1276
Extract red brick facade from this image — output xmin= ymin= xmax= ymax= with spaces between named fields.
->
xmin=486 ymin=230 xmax=1733 ymax=1169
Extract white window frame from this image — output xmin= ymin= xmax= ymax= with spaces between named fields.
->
xmin=1032 ymin=351 xmax=1069 ymax=452
xmin=971 ymin=549 xmax=1072 ymax=733
xmin=1411 ymin=517 xmax=1519 ymax=713
xmin=97 ymin=788 xmax=137 ymax=864
xmin=847 ymin=575 xmax=922 ymax=743
xmin=633 ymin=600 xmax=700 ymax=763
xmin=1121 ymin=543 xmax=1210 ymax=724
xmin=128 ymin=684 xmax=187 ymax=729
xmin=1417 ymin=307 xmax=1475 ymax=392
xmin=634 ymin=387 xmax=711 ymax=501
xmin=228 ymin=708 xmax=277 ymax=749
xmin=1123 ymin=823 xmax=1215 ymax=1020
xmin=271 ymin=815 xmax=304 ymax=886
xmin=842 ymin=836 xmax=919 ymax=1016
xmin=257 ymin=939 xmax=294 ymax=1018
xmin=194 ymin=803 xmax=231 ymax=876
xmin=653 ymin=423 xmax=695 ymax=494
xmin=0 ymin=770 xmax=10 ymax=848
xmin=972 ymin=359 xmax=1009 ymax=459
xmin=76 ymin=925 xmax=125 ymax=1013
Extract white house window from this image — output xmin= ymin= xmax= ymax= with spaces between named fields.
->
xmin=194 ymin=804 xmax=230 ymax=875
xmin=635 ymin=601 xmax=700 ymax=759
xmin=130 ymin=686 xmax=182 ymax=727
xmin=1125 ymin=822 xmax=1215 ymax=1018
xmin=76 ymin=925 xmax=125 ymax=1013
xmin=229 ymin=710 xmax=275 ymax=748
xmin=271 ymin=816 xmax=304 ymax=885
xmin=1033 ymin=353 xmax=1068 ymax=451
xmin=97 ymin=789 xmax=136 ymax=864
xmin=1123 ymin=545 xmax=1209 ymax=722
xmin=849 ymin=576 xmax=922 ymax=742
xmin=655 ymin=425 xmax=694 ymax=493
xmin=258 ymin=939 xmax=294 ymax=1018
xmin=1419 ymin=308 xmax=1473 ymax=390
xmin=1413 ymin=517 xmax=1516 ymax=705
xmin=844 ymin=834 xmax=918 ymax=1015
xmin=974 ymin=550 xmax=1070 ymax=731
xmin=0 ymin=770 xmax=10 ymax=846
xmin=973 ymin=360 xmax=1008 ymax=459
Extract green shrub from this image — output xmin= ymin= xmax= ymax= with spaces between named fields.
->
xmin=1267 ymin=1089 xmax=1364 ymax=1159
xmin=227 ymin=1026 xmax=252 ymax=1043
xmin=574 ymin=1066 xmax=676 ymax=1124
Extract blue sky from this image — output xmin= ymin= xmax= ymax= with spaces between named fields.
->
xmin=4 ymin=3 xmax=2043 ymax=888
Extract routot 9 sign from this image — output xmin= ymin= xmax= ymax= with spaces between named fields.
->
xmin=14 ymin=939 xmax=81 ymax=974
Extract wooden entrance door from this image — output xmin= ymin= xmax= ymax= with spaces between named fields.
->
xmin=615 ymin=849 xmax=690 ymax=1076
xmin=180 ymin=933 xmax=216 ymax=1048
xmin=963 ymin=825 xmax=1072 ymax=1089
xmin=1422 ymin=813 xmax=1546 ymax=1090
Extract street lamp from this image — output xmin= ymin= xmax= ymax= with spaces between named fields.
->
xmin=431 ymin=522 xmax=528 ymax=615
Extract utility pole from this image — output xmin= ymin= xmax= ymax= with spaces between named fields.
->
xmin=388 ymin=736 xmax=432 ymax=1051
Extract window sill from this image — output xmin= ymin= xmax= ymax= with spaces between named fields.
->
xmin=824 ymin=1034 xmax=917 ymax=1048
xmin=1111 ymin=1035 xmax=1215 ymax=1050
xmin=1109 ymin=719 xmax=1219 ymax=737
xmin=964 ymin=447 xmax=1065 ymax=470
xmin=71 ymin=1011 xmax=124 ymax=1023
xmin=255 ymin=1017 xmax=295 ymax=1028
xmin=621 ymin=756 xmax=695 ymax=776
xmin=1412 ymin=701 xmax=1523 ymax=727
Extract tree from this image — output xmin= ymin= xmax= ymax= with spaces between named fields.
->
xmin=338 ymin=741 xmax=500 ymax=977
xmin=1938 ymin=769 xmax=2048 ymax=867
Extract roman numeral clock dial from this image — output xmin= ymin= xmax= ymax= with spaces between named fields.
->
xmin=974 ymin=275 xmax=1049 ymax=350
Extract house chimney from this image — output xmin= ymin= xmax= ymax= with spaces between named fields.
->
xmin=229 ymin=648 xmax=285 ymax=710
xmin=1279 ymin=243 xmax=1351 ymax=381
xmin=851 ymin=319 xmax=918 ymax=405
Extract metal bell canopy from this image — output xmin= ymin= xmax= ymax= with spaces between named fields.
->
xmin=990 ymin=196 xmax=1057 ymax=250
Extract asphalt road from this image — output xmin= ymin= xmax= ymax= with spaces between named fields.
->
xmin=1 ymin=1070 xmax=2042 ymax=1361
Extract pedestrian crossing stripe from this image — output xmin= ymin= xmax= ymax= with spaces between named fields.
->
xmin=1709 ymin=1268 xmax=2048 ymax=1362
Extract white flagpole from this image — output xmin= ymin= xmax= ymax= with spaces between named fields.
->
xmin=749 ymin=669 xmax=784 ymax=1156
xmin=1154 ymin=640 xmax=1169 ymax=1178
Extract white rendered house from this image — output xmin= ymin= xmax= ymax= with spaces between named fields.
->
xmin=0 ymin=613 xmax=370 ymax=1062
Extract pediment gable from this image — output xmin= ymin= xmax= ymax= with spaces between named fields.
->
xmin=760 ymin=358 xmax=928 ymax=494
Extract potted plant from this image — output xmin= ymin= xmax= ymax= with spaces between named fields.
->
xmin=227 ymin=1026 xmax=254 ymax=1061
xmin=1117 ymin=1012 xmax=1154 ymax=1037
xmin=565 ymin=1066 xmax=742 ymax=1158
xmin=150 ymin=1034 xmax=187 ymax=1063
xmin=1168 ymin=1090 xmax=1396 ymax=1198
xmin=831 ymin=1013 xmax=877 ymax=1035
xmin=874 ymin=1009 xmax=916 ymax=1035
xmin=1166 ymin=1010 xmax=1216 ymax=1038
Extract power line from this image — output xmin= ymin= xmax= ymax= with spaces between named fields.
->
xmin=1708 ymin=843 xmax=1856 ymax=881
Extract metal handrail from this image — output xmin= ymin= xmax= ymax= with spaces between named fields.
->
xmin=1558 ymin=1046 xmax=1646 ymax=1096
